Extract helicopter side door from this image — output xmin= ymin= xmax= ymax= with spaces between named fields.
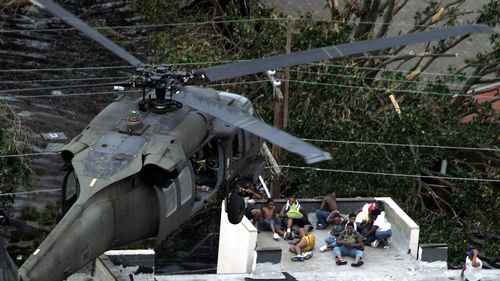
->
xmin=154 ymin=162 xmax=195 ymax=241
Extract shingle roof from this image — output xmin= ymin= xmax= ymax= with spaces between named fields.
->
xmin=259 ymin=0 xmax=497 ymax=76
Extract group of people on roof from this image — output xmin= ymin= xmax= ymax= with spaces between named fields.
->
xmin=315 ymin=191 xmax=393 ymax=267
xmin=238 ymin=184 xmax=485 ymax=279
xmin=239 ymin=185 xmax=394 ymax=266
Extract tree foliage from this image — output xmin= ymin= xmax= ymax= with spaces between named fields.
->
xmin=126 ymin=0 xmax=498 ymax=265
xmin=0 ymin=103 xmax=32 ymax=208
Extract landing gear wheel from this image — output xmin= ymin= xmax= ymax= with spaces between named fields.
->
xmin=227 ymin=193 xmax=245 ymax=224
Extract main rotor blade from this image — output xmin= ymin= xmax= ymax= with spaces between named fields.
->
xmin=175 ymin=87 xmax=331 ymax=164
xmin=30 ymin=0 xmax=143 ymax=67
xmin=197 ymin=24 xmax=494 ymax=81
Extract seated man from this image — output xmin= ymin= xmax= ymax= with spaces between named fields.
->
xmin=320 ymin=212 xmax=354 ymax=252
xmin=363 ymin=210 xmax=392 ymax=249
xmin=289 ymin=226 xmax=315 ymax=261
xmin=315 ymin=188 xmax=338 ymax=229
xmin=260 ymin=198 xmax=284 ymax=240
xmin=239 ymin=184 xmax=262 ymax=229
xmin=280 ymin=195 xmax=312 ymax=240
xmin=333 ymin=222 xmax=364 ymax=267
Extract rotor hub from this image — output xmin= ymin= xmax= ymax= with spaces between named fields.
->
xmin=130 ymin=65 xmax=188 ymax=114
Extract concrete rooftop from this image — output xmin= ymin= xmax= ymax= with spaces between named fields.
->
xmin=78 ymin=211 xmax=500 ymax=281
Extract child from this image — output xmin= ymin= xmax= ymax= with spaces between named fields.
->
xmin=461 ymin=246 xmax=482 ymax=281
xmin=260 ymin=198 xmax=284 ymax=240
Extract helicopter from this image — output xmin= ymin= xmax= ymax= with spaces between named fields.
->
xmin=1 ymin=0 xmax=493 ymax=280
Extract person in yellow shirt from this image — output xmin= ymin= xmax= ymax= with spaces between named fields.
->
xmin=289 ymin=226 xmax=315 ymax=261
xmin=279 ymin=195 xmax=312 ymax=240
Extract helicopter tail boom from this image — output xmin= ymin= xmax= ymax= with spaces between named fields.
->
xmin=18 ymin=178 xmax=159 ymax=281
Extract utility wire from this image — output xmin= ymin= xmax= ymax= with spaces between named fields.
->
xmin=0 ymin=165 xmax=496 ymax=198
xmin=311 ymin=63 xmax=496 ymax=79
xmin=301 ymin=139 xmax=500 ymax=152
xmin=0 ymin=152 xmax=59 ymax=159
xmin=0 ymin=82 xmax=124 ymax=94
xmin=0 ymin=80 xmax=269 ymax=100
xmin=285 ymin=80 xmax=466 ymax=97
xmin=0 ymin=65 xmax=134 ymax=73
xmin=0 ymin=90 xmax=140 ymax=100
xmin=288 ymin=70 xmax=469 ymax=88
xmin=0 ymin=16 xmax=483 ymax=33
xmin=275 ymin=165 xmax=500 ymax=183
xmin=0 ymin=189 xmax=61 ymax=197
xmin=0 ymin=72 xmax=466 ymax=89
xmin=0 ymin=79 xmax=475 ymax=100
xmin=1 ymin=139 xmax=498 ymax=159
xmin=0 ymin=76 xmax=130 ymax=84
xmin=0 ymin=59 xmax=492 ymax=80
xmin=0 ymin=60 xmax=240 ymax=73
xmin=0 ymin=18 xmax=289 ymax=33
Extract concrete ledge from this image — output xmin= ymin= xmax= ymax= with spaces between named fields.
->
xmin=376 ymin=197 xmax=420 ymax=258
xmin=256 ymin=246 xmax=282 ymax=264
xmin=217 ymin=201 xmax=258 ymax=274
xmin=104 ymin=249 xmax=155 ymax=268
xmin=419 ymin=243 xmax=448 ymax=262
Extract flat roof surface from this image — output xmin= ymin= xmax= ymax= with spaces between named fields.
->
xmin=155 ymin=213 xmax=500 ymax=280
xmin=256 ymin=216 xmax=414 ymax=268
xmin=69 ymin=212 xmax=500 ymax=281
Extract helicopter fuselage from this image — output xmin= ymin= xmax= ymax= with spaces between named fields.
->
xmin=18 ymin=87 xmax=264 ymax=281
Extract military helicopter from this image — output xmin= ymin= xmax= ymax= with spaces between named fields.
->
xmin=2 ymin=0 xmax=492 ymax=280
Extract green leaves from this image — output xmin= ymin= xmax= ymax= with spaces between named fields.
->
xmin=0 ymin=103 xmax=33 ymax=208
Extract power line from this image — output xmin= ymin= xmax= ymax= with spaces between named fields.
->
xmin=0 ymin=16 xmax=484 ymax=33
xmin=0 ymin=189 xmax=61 ymax=197
xmin=0 ymin=70 xmax=488 ymax=93
xmin=0 ymin=80 xmax=270 ymax=100
xmin=0 ymin=18 xmax=289 ymax=33
xmin=275 ymin=165 xmax=500 ymax=183
xmin=301 ymin=139 xmax=500 ymax=152
xmin=288 ymin=70 xmax=469 ymax=88
xmin=1 ymin=138 xmax=498 ymax=160
xmin=0 ymin=61 xmax=489 ymax=80
xmin=286 ymin=79 xmax=464 ymax=97
xmin=0 ymin=76 xmax=129 ymax=84
xmin=1 ymin=167 xmax=495 ymax=198
xmin=0 ymin=78 xmax=477 ymax=101
xmin=0 ymin=60 xmax=242 ymax=73
xmin=0 ymin=152 xmax=59 ymax=159
xmin=2 ymin=69 xmax=486 ymax=89
xmin=312 ymin=63 xmax=495 ymax=79
xmin=0 ymin=82 xmax=123 ymax=94
xmin=0 ymin=65 xmax=133 ymax=73
xmin=0 ymin=90 xmax=140 ymax=100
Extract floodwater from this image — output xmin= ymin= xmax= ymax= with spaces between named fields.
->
xmin=1 ymin=1 xmax=144 ymax=212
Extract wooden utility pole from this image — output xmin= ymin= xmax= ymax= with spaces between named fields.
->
xmin=271 ymin=17 xmax=293 ymax=199
xmin=283 ymin=16 xmax=292 ymax=129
